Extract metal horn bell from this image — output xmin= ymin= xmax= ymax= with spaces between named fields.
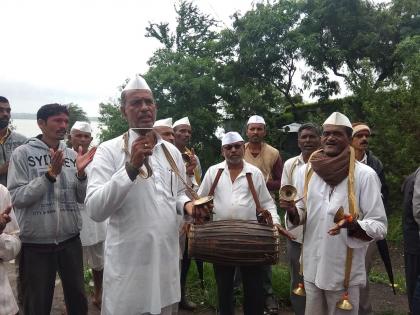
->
xmin=279 ymin=185 xmax=297 ymax=201
xmin=336 ymin=292 xmax=353 ymax=311
xmin=292 ymin=282 xmax=306 ymax=296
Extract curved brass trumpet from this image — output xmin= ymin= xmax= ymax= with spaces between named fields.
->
xmin=279 ymin=185 xmax=298 ymax=202
xmin=182 ymin=152 xmax=192 ymax=164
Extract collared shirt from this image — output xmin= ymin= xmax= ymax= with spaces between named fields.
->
xmin=85 ymin=130 xmax=190 ymax=315
xmin=198 ymin=160 xmax=279 ymax=224
xmin=291 ymin=162 xmax=387 ymax=290
xmin=281 ymin=154 xmax=306 ymax=243
xmin=0 ymin=186 xmax=21 ymax=315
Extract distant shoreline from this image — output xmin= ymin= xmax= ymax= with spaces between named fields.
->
xmin=12 ymin=113 xmax=98 ymax=121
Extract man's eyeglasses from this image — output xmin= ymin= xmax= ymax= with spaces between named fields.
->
xmin=223 ymin=144 xmax=243 ymax=151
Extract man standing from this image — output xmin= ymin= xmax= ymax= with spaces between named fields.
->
xmin=351 ymin=122 xmax=390 ymax=315
xmin=68 ymin=121 xmax=104 ymax=309
xmin=85 ymin=75 xmax=193 ymax=315
xmin=281 ymin=123 xmax=321 ymax=315
xmin=153 ymin=118 xmax=175 ymax=144
xmin=402 ymin=166 xmax=420 ymax=314
xmin=198 ymin=131 xmax=282 ymax=315
xmin=172 ymin=116 xmax=203 ymax=310
xmin=7 ymin=104 xmax=95 ymax=315
xmin=244 ymin=115 xmax=282 ymax=314
xmin=283 ymin=112 xmax=387 ymax=315
xmin=0 ymin=96 xmax=27 ymax=187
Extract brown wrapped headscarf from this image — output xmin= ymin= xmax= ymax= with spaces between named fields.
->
xmin=310 ymin=147 xmax=350 ymax=186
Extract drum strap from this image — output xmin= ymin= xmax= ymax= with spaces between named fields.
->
xmin=245 ymin=173 xmax=263 ymax=216
xmin=209 ymin=169 xmax=224 ymax=196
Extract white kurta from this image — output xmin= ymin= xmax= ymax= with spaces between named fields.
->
xmin=0 ymin=185 xmax=21 ymax=315
xmin=79 ymin=202 xmax=107 ymax=247
xmin=198 ymin=160 xmax=279 ymax=224
xmin=85 ymin=131 xmax=190 ymax=315
xmin=290 ymin=162 xmax=387 ymax=291
xmin=281 ymin=154 xmax=306 ymax=243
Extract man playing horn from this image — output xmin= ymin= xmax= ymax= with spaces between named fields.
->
xmin=280 ymin=123 xmax=321 ymax=315
xmin=85 ymin=75 xmax=194 ymax=315
xmin=282 ymin=112 xmax=387 ymax=315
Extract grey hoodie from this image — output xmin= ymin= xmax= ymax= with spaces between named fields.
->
xmin=7 ymin=136 xmax=86 ymax=244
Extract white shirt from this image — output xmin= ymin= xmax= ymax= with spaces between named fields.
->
xmin=85 ymin=130 xmax=190 ymax=315
xmin=0 ymin=185 xmax=21 ymax=315
xmin=290 ymin=162 xmax=387 ymax=290
xmin=79 ymin=202 xmax=107 ymax=247
xmin=281 ymin=154 xmax=306 ymax=243
xmin=198 ymin=160 xmax=279 ymax=224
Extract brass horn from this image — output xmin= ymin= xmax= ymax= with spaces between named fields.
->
xmin=279 ymin=185 xmax=298 ymax=201
xmin=182 ymin=152 xmax=192 ymax=164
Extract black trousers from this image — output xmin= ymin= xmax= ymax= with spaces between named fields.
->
xmin=404 ymin=252 xmax=420 ymax=314
xmin=213 ymin=264 xmax=264 ymax=315
xmin=19 ymin=235 xmax=88 ymax=315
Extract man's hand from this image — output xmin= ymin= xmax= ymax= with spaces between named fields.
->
xmin=185 ymin=149 xmax=198 ymax=176
xmin=0 ymin=162 xmax=9 ymax=175
xmin=276 ymin=224 xmax=296 ymax=241
xmin=0 ymin=205 xmax=12 ymax=234
xmin=76 ymin=146 xmax=97 ymax=177
xmin=130 ymin=134 xmax=155 ymax=169
xmin=257 ymin=209 xmax=273 ymax=225
xmin=328 ymin=214 xmax=354 ymax=236
xmin=49 ymin=149 xmax=64 ymax=177
xmin=191 ymin=202 xmax=213 ymax=225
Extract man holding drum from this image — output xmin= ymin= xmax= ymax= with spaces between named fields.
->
xmin=197 ymin=131 xmax=284 ymax=315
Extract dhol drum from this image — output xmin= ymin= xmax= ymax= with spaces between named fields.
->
xmin=188 ymin=220 xmax=280 ymax=266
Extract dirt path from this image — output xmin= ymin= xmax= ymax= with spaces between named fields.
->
xmin=5 ymin=239 xmax=409 ymax=314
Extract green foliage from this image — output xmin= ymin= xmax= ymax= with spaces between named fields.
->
xmin=369 ymin=269 xmax=406 ymax=294
xmin=97 ymin=101 xmax=128 ymax=143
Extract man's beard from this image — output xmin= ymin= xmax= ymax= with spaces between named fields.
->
xmin=0 ymin=119 xmax=9 ymax=129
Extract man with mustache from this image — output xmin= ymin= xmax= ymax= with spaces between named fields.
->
xmin=280 ymin=123 xmax=321 ymax=315
xmin=7 ymin=104 xmax=96 ymax=315
xmin=351 ymin=122 xmax=389 ymax=315
xmin=85 ymin=75 xmax=194 ymax=315
xmin=172 ymin=116 xmax=203 ymax=310
xmin=0 ymin=96 xmax=27 ymax=187
xmin=282 ymin=112 xmax=387 ymax=315
xmin=244 ymin=115 xmax=282 ymax=314
xmin=198 ymin=131 xmax=282 ymax=315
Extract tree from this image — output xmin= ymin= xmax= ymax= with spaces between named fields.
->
xmin=97 ymin=101 xmax=128 ymax=143
xmin=144 ymin=0 xmax=223 ymax=169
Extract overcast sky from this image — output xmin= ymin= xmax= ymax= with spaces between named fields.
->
xmin=0 ymin=0 xmax=253 ymax=117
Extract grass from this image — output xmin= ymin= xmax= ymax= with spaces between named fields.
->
xmin=369 ymin=269 xmax=407 ymax=294
xmin=185 ymin=262 xmax=291 ymax=311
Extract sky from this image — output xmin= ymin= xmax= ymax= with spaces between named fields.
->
xmin=0 ymin=0 xmax=254 ymax=117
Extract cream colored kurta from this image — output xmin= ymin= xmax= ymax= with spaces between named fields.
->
xmin=79 ymin=202 xmax=107 ymax=247
xmin=85 ymin=131 xmax=190 ymax=315
xmin=281 ymin=154 xmax=306 ymax=243
xmin=0 ymin=186 xmax=21 ymax=315
xmin=198 ymin=160 xmax=279 ymax=224
xmin=290 ymin=162 xmax=387 ymax=291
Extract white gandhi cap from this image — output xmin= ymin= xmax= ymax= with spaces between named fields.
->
xmin=323 ymin=112 xmax=352 ymax=129
xmin=153 ymin=118 xmax=173 ymax=128
xmin=71 ymin=121 xmax=92 ymax=134
xmin=172 ymin=117 xmax=190 ymax=128
xmin=222 ymin=131 xmax=244 ymax=146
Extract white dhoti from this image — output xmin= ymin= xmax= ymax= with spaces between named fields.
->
xmin=83 ymin=241 xmax=105 ymax=271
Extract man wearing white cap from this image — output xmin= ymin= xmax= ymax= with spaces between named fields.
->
xmin=244 ymin=115 xmax=283 ymax=314
xmin=198 ymin=131 xmax=290 ymax=315
xmin=153 ymin=118 xmax=175 ymax=144
xmin=282 ymin=112 xmax=387 ymax=315
xmin=172 ymin=116 xmax=203 ymax=310
xmin=68 ymin=121 xmax=105 ymax=309
xmin=351 ymin=122 xmax=389 ymax=315
xmin=85 ymin=75 xmax=194 ymax=315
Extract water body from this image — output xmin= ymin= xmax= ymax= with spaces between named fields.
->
xmin=11 ymin=119 xmax=101 ymax=145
